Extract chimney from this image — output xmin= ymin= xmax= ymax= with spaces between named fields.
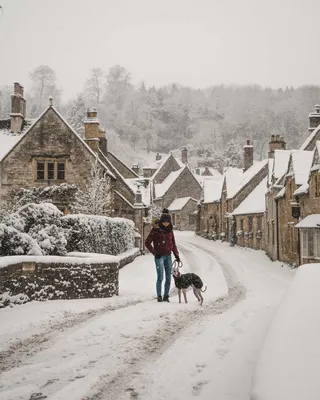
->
xmin=156 ymin=152 xmax=162 ymax=161
xmin=132 ymin=164 xmax=140 ymax=175
xmin=308 ymin=105 xmax=320 ymax=133
xmin=243 ymin=139 xmax=254 ymax=171
xmin=195 ymin=167 xmax=200 ymax=175
xmin=10 ymin=82 xmax=26 ymax=133
xmin=181 ymin=147 xmax=188 ymax=164
xmin=268 ymin=134 xmax=286 ymax=159
xmin=84 ymin=108 xmax=107 ymax=155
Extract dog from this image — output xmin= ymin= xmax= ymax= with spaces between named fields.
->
xmin=172 ymin=265 xmax=207 ymax=305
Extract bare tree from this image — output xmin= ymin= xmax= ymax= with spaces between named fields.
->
xmin=84 ymin=68 xmax=105 ymax=106
xmin=30 ymin=65 xmax=59 ymax=110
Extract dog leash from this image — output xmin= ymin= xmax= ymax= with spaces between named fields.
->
xmin=173 ymin=259 xmax=183 ymax=268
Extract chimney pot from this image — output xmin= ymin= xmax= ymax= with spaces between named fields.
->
xmin=246 ymin=139 xmax=250 ymax=145
xmin=156 ymin=152 xmax=162 ymax=161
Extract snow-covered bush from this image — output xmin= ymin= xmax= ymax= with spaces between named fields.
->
xmin=31 ymin=224 xmax=67 ymax=255
xmin=237 ymin=230 xmax=244 ymax=237
xmin=220 ymin=232 xmax=226 ymax=241
xmin=17 ymin=203 xmax=63 ymax=233
xmin=0 ymin=292 xmax=29 ymax=308
xmin=0 ymin=223 xmax=42 ymax=256
xmin=62 ymin=214 xmax=135 ymax=255
xmin=256 ymin=230 xmax=262 ymax=239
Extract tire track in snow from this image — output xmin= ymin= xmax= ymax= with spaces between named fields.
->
xmin=89 ymin=241 xmax=245 ymax=400
xmin=0 ymin=298 xmax=150 ymax=375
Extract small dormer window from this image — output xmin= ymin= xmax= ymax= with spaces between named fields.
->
xmin=35 ymin=159 xmax=66 ymax=181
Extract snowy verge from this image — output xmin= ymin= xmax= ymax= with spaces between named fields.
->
xmin=251 ymin=263 xmax=320 ymax=400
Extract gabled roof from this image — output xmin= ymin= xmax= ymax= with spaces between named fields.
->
xmin=0 ymin=105 xmax=116 ymax=180
xmin=154 ymin=167 xmax=185 ymax=198
xmin=232 ymin=177 xmax=267 ymax=216
xmin=168 ymin=197 xmax=197 ymax=211
xmin=151 ymin=154 xmax=181 ymax=181
xmin=203 ymin=176 xmax=224 ymax=203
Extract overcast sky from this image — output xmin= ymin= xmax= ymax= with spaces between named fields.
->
xmin=0 ymin=0 xmax=319 ymax=100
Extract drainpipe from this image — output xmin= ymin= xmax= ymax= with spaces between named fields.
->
xmin=275 ymin=199 xmax=279 ymax=260
xmin=297 ymin=228 xmax=301 ymax=266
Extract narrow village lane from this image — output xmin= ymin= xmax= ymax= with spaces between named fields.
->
xmin=0 ymin=233 xmax=294 ymax=400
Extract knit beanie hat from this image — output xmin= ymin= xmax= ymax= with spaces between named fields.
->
xmin=160 ymin=213 xmax=171 ymax=223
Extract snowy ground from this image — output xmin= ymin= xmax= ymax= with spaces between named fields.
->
xmin=0 ymin=232 xmax=294 ymax=400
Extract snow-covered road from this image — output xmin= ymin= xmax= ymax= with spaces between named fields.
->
xmin=0 ymin=232 xmax=294 ymax=400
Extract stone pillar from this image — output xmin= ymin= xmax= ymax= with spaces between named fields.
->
xmin=243 ymin=139 xmax=254 ymax=171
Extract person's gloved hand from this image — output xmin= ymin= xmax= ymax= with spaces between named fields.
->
xmin=155 ymin=253 xmax=162 ymax=259
xmin=175 ymin=255 xmax=181 ymax=263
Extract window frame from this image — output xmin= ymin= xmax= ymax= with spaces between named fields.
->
xmin=35 ymin=159 xmax=66 ymax=181
xmin=302 ymin=228 xmax=320 ymax=259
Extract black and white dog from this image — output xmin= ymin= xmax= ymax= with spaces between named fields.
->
xmin=172 ymin=263 xmax=207 ymax=305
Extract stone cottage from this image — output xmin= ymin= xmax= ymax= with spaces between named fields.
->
xmin=0 ymin=83 xmax=149 ymax=247
xmin=167 ymin=197 xmax=198 ymax=231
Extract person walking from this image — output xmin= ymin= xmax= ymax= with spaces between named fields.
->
xmin=145 ymin=211 xmax=180 ymax=302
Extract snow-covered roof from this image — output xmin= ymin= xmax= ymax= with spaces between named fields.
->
xmin=275 ymin=186 xmax=286 ymax=199
xmin=0 ymin=119 xmax=36 ymax=162
xmin=154 ymin=167 xmax=185 ymax=198
xmin=224 ymin=167 xmax=243 ymax=198
xmin=168 ymin=197 xmax=196 ymax=211
xmin=203 ymin=176 xmax=224 ymax=203
xmin=232 ymin=176 xmax=267 ymax=216
xmin=300 ymin=124 xmax=320 ymax=150
xmin=294 ymin=183 xmax=309 ymax=196
xmin=273 ymin=150 xmax=292 ymax=180
xmin=291 ymin=151 xmax=314 ymax=185
xmin=227 ymin=159 xmax=268 ymax=199
xmin=296 ymin=214 xmax=320 ymax=228
xmin=125 ymin=178 xmax=151 ymax=206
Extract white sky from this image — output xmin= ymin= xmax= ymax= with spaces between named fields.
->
xmin=0 ymin=0 xmax=319 ymax=100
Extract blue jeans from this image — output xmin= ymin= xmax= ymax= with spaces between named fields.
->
xmin=155 ymin=255 xmax=172 ymax=297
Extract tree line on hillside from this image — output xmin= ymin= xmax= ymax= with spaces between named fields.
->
xmin=1 ymin=65 xmax=320 ymax=168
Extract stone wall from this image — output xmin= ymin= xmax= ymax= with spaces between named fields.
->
xmin=171 ymin=199 xmax=197 ymax=231
xmin=0 ymin=251 xmax=139 ymax=304
xmin=277 ymin=176 xmax=300 ymax=266
xmin=0 ymin=258 xmax=118 ymax=301
xmin=235 ymin=213 xmax=265 ymax=250
xmin=160 ymin=168 xmax=202 ymax=209
xmin=153 ymin=155 xmax=180 ymax=184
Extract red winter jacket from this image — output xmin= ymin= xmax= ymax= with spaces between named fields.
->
xmin=145 ymin=227 xmax=179 ymax=257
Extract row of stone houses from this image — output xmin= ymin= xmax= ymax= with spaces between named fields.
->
xmin=198 ymin=105 xmax=320 ymax=266
xmin=0 ymin=82 xmax=204 ymax=247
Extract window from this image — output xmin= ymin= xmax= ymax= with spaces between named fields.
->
xmin=302 ymin=229 xmax=320 ymax=259
xmin=240 ymin=219 xmax=244 ymax=231
xmin=57 ymin=163 xmax=65 ymax=180
xmin=35 ymin=160 xmax=66 ymax=181
xmin=37 ymin=161 xmax=45 ymax=180
xmin=248 ymin=216 xmax=253 ymax=231
xmin=172 ymin=213 xmax=176 ymax=225
xmin=257 ymin=216 xmax=262 ymax=231
xmin=189 ymin=214 xmax=196 ymax=225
